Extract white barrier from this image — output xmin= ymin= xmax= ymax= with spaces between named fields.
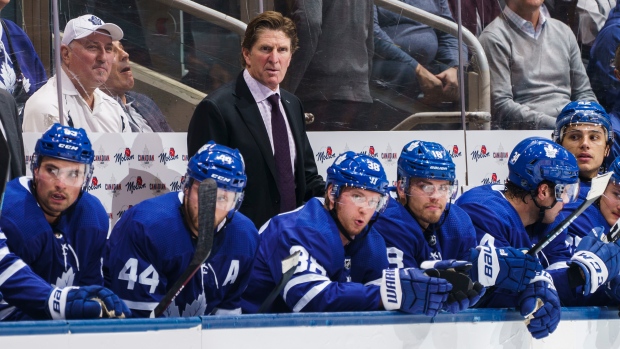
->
xmin=1 ymin=308 xmax=620 ymax=349
xmin=23 ymin=130 xmax=549 ymax=227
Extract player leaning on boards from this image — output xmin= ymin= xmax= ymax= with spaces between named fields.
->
xmin=0 ymin=124 xmax=130 ymax=320
xmin=456 ymin=137 xmax=620 ymax=339
xmin=242 ymin=152 xmax=471 ymax=315
xmin=371 ymin=140 xmax=540 ymax=312
xmin=104 ymin=142 xmax=259 ymax=317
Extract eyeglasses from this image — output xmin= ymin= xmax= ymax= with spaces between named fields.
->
xmin=214 ymin=188 xmax=243 ymax=212
xmin=408 ymin=182 xmax=457 ymax=199
xmin=340 ymin=191 xmax=384 ymax=210
xmin=38 ymin=164 xmax=85 ymax=187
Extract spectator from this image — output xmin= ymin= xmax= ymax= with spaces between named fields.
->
xmin=187 ymin=11 xmax=324 ymax=228
xmin=0 ymin=88 xmax=24 ymax=179
xmin=447 ymin=0 xmax=501 ymax=36
xmin=0 ymin=0 xmax=47 ymax=117
xmin=587 ymin=2 xmax=620 ymax=112
xmin=372 ymin=0 xmax=465 ymax=106
xmin=101 ymin=41 xmax=173 ymax=132
xmin=0 ymin=124 xmax=113 ymax=320
xmin=479 ymin=0 xmax=596 ymax=129
xmin=274 ymin=0 xmax=375 ymax=131
xmin=22 ymin=14 xmax=129 ymax=133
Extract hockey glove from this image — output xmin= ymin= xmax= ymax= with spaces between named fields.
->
xmin=420 ymin=259 xmax=486 ymax=313
xmin=380 ymin=268 xmax=451 ymax=316
xmin=517 ymin=271 xmax=561 ymax=339
xmin=568 ymin=228 xmax=620 ymax=295
xmin=47 ymin=286 xmax=131 ymax=320
xmin=470 ymin=241 xmax=542 ymax=292
xmin=605 ymin=274 xmax=620 ymax=303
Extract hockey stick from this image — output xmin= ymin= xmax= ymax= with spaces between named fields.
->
xmin=528 ymin=171 xmax=611 ymax=256
xmin=475 ymin=172 xmax=612 ymax=309
xmin=150 ymin=178 xmax=217 ymax=318
xmin=257 ymin=250 xmax=301 ymax=313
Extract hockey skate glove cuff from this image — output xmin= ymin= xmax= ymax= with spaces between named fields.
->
xmin=569 ymin=251 xmax=607 ymax=296
xmin=381 ymin=269 xmax=402 ymax=311
xmin=47 ymin=287 xmax=78 ymax=320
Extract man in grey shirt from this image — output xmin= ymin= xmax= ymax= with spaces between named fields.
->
xmin=479 ymin=0 xmax=596 ymax=130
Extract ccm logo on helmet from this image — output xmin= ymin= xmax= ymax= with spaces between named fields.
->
xmin=58 ymin=144 xmax=79 ymax=151
xmin=211 ymin=174 xmax=231 ymax=182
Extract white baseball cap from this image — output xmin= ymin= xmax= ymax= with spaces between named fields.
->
xmin=62 ymin=14 xmax=123 ymax=45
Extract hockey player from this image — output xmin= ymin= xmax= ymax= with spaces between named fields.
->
xmin=104 ymin=142 xmax=259 ymax=317
xmin=0 ymin=123 xmax=112 ymax=320
xmin=457 ymin=137 xmax=620 ymax=338
xmin=0 ymin=228 xmax=130 ymax=320
xmin=242 ymin=151 xmax=464 ymax=315
xmin=372 ymin=141 xmax=542 ymax=302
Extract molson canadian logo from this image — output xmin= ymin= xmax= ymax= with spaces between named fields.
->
xmin=159 ymin=147 xmax=179 ymax=165
xmin=470 ymin=145 xmax=490 ymax=162
xmin=170 ymin=175 xmax=186 ymax=192
xmin=150 ymin=177 xmax=168 ymax=195
xmin=94 ymin=145 xmax=110 ymax=168
xmin=360 ymin=145 xmax=378 ymax=158
xmin=315 ymin=146 xmax=337 ymax=163
xmin=114 ymin=147 xmax=134 ymax=164
xmin=381 ymin=144 xmax=397 ymax=165
xmin=493 ymin=144 xmax=509 ymax=165
xmin=449 ymin=145 xmax=462 ymax=158
xmin=125 ymin=176 xmax=147 ymax=194
xmin=105 ymin=174 xmax=122 ymax=197
xmin=138 ymin=145 xmax=154 ymax=168
xmin=116 ymin=205 xmax=133 ymax=219
xmin=481 ymin=172 xmax=502 ymax=185
xmin=85 ymin=176 xmax=102 ymax=192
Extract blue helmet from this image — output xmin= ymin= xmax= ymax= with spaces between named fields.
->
xmin=398 ymin=140 xmax=455 ymax=183
xmin=185 ymin=141 xmax=247 ymax=193
xmin=326 ymin=151 xmax=390 ymax=212
xmin=508 ymin=137 xmax=580 ymax=202
xmin=553 ymin=100 xmax=613 ymax=144
xmin=31 ymin=123 xmax=94 ymax=190
xmin=610 ymin=155 xmax=620 ymax=185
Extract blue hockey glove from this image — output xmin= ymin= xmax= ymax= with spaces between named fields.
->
xmin=47 ymin=286 xmax=131 ymax=320
xmin=420 ymin=259 xmax=486 ymax=313
xmin=380 ymin=268 xmax=452 ymax=316
xmin=568 ymin=228 xmax=620 ymax=295
xmin=517 ymin=271 xmax=561 ymax=339
xmin=470 ymin=237 xmax=542 ymax=292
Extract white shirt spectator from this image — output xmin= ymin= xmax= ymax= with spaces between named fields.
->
xmin=23 ymin=68 xmax=129 ymax=133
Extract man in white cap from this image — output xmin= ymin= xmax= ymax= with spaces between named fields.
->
xmin=23 ymin=14 xmax=130 ymax=133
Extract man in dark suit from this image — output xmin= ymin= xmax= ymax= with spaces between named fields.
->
xmin=187 ymin=11 xmax=325 ymax=228
xmin=0 ymin=89 xmax=25 ymax=179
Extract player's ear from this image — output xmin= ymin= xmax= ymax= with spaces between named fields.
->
xmin=325 ymin=184 xmax=336 ymax=209
xmin=396 ymin=179 xmax=406 ymax=202
xmin=536 ymin=183 xmax=552 ymax=201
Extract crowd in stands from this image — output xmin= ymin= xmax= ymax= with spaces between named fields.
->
xmin=5 ymin=0 xmax=620 ymax=342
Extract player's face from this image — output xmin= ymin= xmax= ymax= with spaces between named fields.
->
xmin=243 ymin=29 xmax=292 ymax=91
xmin=104 ymin=41 xmax=134 ymax=94
xmin=64 ymin=30 xmax=115 ymax=91
xmin=184 ymin=181 xmax=234 ymax=237
xmin=561 ymin=124 xmax=609 ymax=179
xmin=539 ymin=185 xmax=564 ymax=224
xmin=331 ymin=187 xmax=381 ymax=242
xmin=403 ymin=178 xmax=450 ymax=229
xmin=600 ymin=182 xmax=620 ymax=227
xmin=33 ymin=157 xmax=85 ymax=224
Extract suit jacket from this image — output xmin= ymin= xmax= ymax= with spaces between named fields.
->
xmin=187 ymin=72 xmax=325 ymax=228
xmin=0 ymin=89 xmax=25 ymax=179
xmin=126 ymin=91 xmax=173 ymax=132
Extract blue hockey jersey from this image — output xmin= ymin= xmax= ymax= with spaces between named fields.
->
xmin=372 ymin=197 xmax=476 ymax=269
xmin=0 ymin=229 xmax=55 ymax=320
xmin=0 ymin=177 xmax=108 ymax=320
xmin=241 ymin=198 xmax=389 ymax=313
xmin=104 ymin=191 xmax=259 ymax=317
xmin=456 ymin=185 xmax=572 ymax=307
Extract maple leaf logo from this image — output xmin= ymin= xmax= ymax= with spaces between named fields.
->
xmin=124 ymin=148 xmax=131 ymax=157
xmin=54 ymin=267 xmax=75 ymax=288
xmin=181 ymin=293 xmax=207 ymax=317
xmin=163 ymin=303 xmax=180 ymax=318
xmin=169 ymin=148 xmax=176 ymax=157
xmin=326 ymin=147 xmax=332 ymax=156
xmin=92 ymin=177 xmax=98 ymax=186
xmin=136 ymin=176 xmax=143 ymax=186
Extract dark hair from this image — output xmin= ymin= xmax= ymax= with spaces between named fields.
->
xmin=504 ymin=180 xmax=555 ymax=204
xmin=240 ymin=11 xmax=298 ymax=67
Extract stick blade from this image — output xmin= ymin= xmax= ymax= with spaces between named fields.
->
xmin=586 ymin=172 xmax=612 ymax=200
xmin=150 ymin=178 xmax=218 ymax=318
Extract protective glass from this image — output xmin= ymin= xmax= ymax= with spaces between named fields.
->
xmin=37 ymin=163 xmax=88 ymax=187
xmin=339 ymin=191 xmax=388 ymax=213
xmin=555 ymin=182 xmax=579 ymax=203
xmin=406 ymin=180 xmax=458 ymax=200
xmin=215 ymin=187 xmax=244 ymax=213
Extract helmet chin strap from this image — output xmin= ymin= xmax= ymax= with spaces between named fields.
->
xmin=531 ymin=192 xmax=557 ymax=223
